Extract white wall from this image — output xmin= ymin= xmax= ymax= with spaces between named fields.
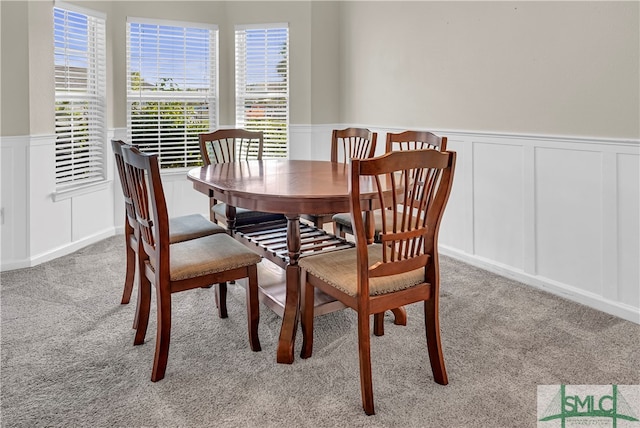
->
xmin=338 ymin=1 xmax=639 ymax=139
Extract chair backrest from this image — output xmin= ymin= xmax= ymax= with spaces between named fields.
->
xmin=385 ymin=130 xmax=447 ymax=153
xmin=349 ymin=149 xmax=456 ymax=294
xmin=112 ymin=139 xmax=138 ymax=229
xmin=331 ymin=128 xmax=378 ymax=163
xmin=199 ymin=129 xmax=264 ymax=165
xmin=121 ymin=145 xmax=169 ymax=270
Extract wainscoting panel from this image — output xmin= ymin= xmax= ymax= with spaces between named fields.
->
xmin=0 ymin=137 xmax=29 ymax=269
xmin=430 ymin=131 xmax=639 ymax=324
xmin=1 ymin=134 xmax=115 ymax=270
xmin=616 ymin=152 xmax=640 ymax=307
xmin=28 ymin=134 xmax=73 ymax=257
xmin=535 ymin=146 xmax=603 ymax=295
xmin=71 ymin=187 xmax=114 ymax=242
xmin=438 ymin=138 xmax=470 ymax=254
xmin=473 ymin=141 xmax=525 ymax=270
xmin=161 ymin=170 xmax=211 ymax=219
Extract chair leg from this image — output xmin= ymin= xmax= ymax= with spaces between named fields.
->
xmin=209 ymin=199 xmax=217 ymax=224
xmin=133 ymin=274 xmax=151 ymax=346
xmin=245 ymin=265 xmax=261 ymax=352
xmin=373 ymin=307 xmax=407 ymax=336
xmin=334 ymin=222 xmax=346 ymax=239
xmin=424 ymin=298 xmax=448 ymax=385
xmin=121 ymin=235 xmax=136 ymax=305
xmin=215 ymin=282 xmax=228 ymax=318
xmin=300 ymin=272 xmax=314 ymax=359
xmin=373 ymin=313 xmax=384 ymax=336
xmin=151 ymin=284 xmax=172 ymax=382
xmin=391 ymin=307 xmax=407 ymax=326
xmin=357 ymin=312 xmax=375 ymax=415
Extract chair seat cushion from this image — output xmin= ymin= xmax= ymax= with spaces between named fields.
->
xmin=331 ymin=212 xmax=354 ymax=228
xmin=298 ymin=244 xmax=424 ymax=296
xmin=168 ymin=214 xmax=226 ymax=244
xmin=149 ymin=234 xmax=262 ymax=281
xmin=212 ymin=203 xmax=285 ymax=226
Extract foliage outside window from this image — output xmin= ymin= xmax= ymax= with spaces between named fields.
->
xmin=54 ymin=3 xmax=107 ymax=190
xmin=235 ymin=24 xmax=289 ymax=158
xmin=127 ymin=18 xmax=218 ymax=168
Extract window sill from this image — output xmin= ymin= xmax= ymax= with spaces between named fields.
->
xmin=52 ymin=180 xmax=110 ymax=202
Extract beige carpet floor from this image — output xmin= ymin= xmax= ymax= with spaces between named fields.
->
xmin=1 ymin=235 xmax=638 ymax=427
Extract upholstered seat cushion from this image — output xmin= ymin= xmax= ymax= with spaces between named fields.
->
xmin=298 ymin=244 xmax=424 ymax=296
xmin=148 ymin=234 xmax=262 ymax=281
xmin=212 ymin=203 xmax=285 ymax=226
xmin=168 ymin=214 xmax=226 ymax=244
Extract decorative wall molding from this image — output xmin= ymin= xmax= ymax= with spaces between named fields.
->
xmin=1 ymin=127 xmax=638 ymax=325
xmin=1 ymin=131 xmax=117 ymax=270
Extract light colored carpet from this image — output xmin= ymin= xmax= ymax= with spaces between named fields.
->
xmin=1 ymin=235 xmax=638 ymax=427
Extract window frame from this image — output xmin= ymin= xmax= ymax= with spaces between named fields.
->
xmin=53 ymin=1 xmax=107 ymax=194
xmin=126 ymin=17 xmax=219 ymax=169
xmin=235 ymin=23 xmax=289 ymax=159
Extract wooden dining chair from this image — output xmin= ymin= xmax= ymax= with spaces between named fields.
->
xmin=301 ymin=127 xmax=377 ymax=229
xmin=111 ymin=140 xmax=228 ymax=321
xmin=121 ymin=145 xmax=263 ymax=382
xmin=333 ymin=131 xmax=447 ymax=336
xmin=199 ymin=129 xmax=285 ymax=228
xmin=333 ymin=130 xmax=447 ymax=242
xmin=299 ymin=148 xmax=456 ymax=415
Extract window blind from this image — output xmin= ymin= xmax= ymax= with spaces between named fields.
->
xmin=235 ymin=24 xmax=289 ymax=158
xmin=54 ymin=4 xmax=107 ymax=189
xmin=126 ymin=19 xmax=217 ymax=169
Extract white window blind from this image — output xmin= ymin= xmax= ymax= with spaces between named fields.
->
xmin=235 ymin=24 xmax=289 ymax=158
xmin=54 ymin=3 xmax=107 ymax=189
xmin=127 ymin=19 xmax=217 ymax=169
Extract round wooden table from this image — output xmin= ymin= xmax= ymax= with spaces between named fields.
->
xmin=188 ymin=160 xmax=404 ymax=363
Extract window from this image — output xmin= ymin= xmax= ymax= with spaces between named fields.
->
xmin=127 ymin=18 xmax=217 ymax=168
xmin=235 ymin=24 xmax=289 ymax=158
xmin=53 ymin=2 xmax=107 ymax=190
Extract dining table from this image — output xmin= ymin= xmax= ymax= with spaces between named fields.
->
xmin=187 ymin=159 xmax=406 ymax=364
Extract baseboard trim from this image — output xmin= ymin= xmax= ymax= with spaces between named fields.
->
xmin=439 ymin=245 xmax=640 ymax=325
xmin=1 ymin=228 xmax=116 ymax=271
